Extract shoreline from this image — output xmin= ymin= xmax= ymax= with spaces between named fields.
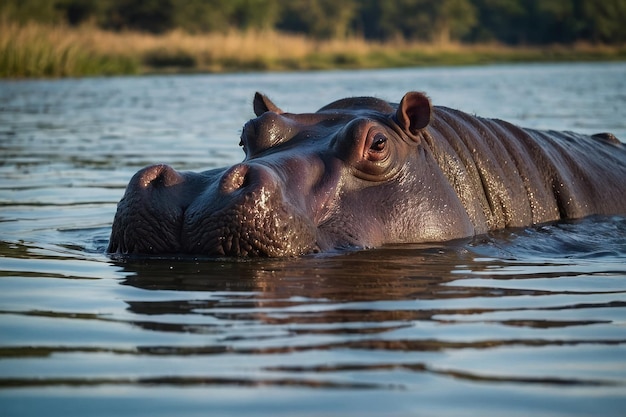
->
xmin=2 ymin=23 xmax=625 ymax=79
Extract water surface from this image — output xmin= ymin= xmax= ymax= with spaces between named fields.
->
xmin=1 ymin=63 xmax=626 ymax=416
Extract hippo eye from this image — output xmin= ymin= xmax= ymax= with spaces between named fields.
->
xmin=369 ymin=133 xmax=387 ymax=152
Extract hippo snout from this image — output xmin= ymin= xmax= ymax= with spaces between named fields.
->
xmin=182 ymin=162 xmax=319 ymax=257
xmin=217 ymin=163 xmax=283 ymax=200
xmin=136 ymin=164 xmax=185 ymax=190
xmin=220 ymin=164 xmax=250 ymax=194
xmin=109 ymin=161 xmax=320 ymax=258
xmin=108 ymin=164 xmax=192 ymax=255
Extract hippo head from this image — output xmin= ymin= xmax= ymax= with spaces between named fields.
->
xmin=108 ymin=91 xmax=471 ymax=257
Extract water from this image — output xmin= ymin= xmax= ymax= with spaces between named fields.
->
xmin=1 ymin=62 xmax=626 ymax=416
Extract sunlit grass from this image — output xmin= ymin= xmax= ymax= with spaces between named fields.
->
xmin=2 ymin=22 xmax=625 ymax=78
xmin=0 ymin=22 xmax=138 ymax=77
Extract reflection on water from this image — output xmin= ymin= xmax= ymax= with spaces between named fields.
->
xmin=1 ymin=63 xmax=626 ymax=416
xmin=1 ymin=218 xmax=625 ymax=416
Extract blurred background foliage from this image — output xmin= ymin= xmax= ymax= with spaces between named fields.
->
xmin=1 ymin=0 xmax=625 ymax=44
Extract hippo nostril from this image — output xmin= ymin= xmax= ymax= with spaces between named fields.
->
xmin=138 ymin=164 xmax=184 ymax=189
xmin=220 ymin=164 xmax=250 ymax=194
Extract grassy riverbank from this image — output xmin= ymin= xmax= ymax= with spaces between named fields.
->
xmin=2 ymin=23 xmax=625 ymax=78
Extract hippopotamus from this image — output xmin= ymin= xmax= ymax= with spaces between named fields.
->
xmin=108 ymin=92 xmax=626 ymax=257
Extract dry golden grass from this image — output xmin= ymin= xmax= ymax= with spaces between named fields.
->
xmin=2 ymin=22 xmax=625 ymax=78
xmin=0 ymin=22 xmax=138 ymax=76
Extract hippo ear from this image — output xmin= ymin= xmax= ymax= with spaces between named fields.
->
xmin=396 ymin=92 xmax=432 ymax=137
xmin=254 ymin=92 xmax=283 ymax=116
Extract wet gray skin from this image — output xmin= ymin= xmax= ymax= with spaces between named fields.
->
xmin=108 ymin=92 xmax=626 ymax=257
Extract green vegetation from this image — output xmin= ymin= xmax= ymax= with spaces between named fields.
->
xmin=1 ymin=0 xmax=625 ymax=78
xmin=3 ymin=0 xmax=625 ymax=44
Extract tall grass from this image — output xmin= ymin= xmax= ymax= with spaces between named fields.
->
xmin=2 ymin=22 xmax=625 ymax=78
xmin=0 ymin=23 xmax=138 ymax=77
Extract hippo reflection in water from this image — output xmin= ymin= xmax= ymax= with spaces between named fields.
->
xmin=108 ymin=92 xmax=626 ymax=257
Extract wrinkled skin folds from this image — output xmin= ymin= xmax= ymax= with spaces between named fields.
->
xmin=108 ymin=91 xmax=626 ymax=257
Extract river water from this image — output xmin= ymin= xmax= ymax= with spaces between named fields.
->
xmin=1 ymin=63 xmax=625 ymax=416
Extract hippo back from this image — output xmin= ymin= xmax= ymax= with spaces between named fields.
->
xmin=422 ymin=106 xmax=626 ymax=233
